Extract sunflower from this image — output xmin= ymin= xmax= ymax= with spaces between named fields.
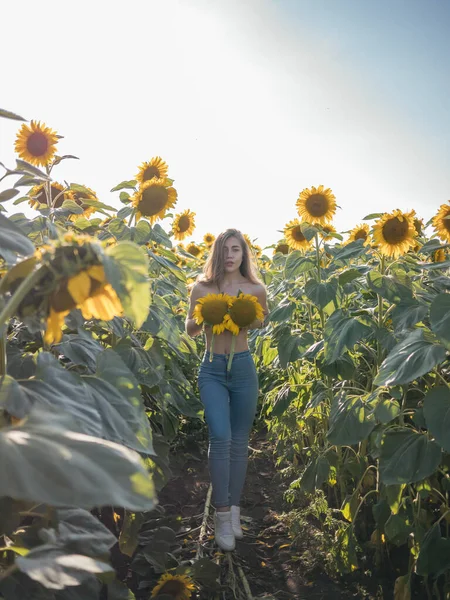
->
xmin=225 ymin=293 xmax=265 ymax=336
xmin=432 ymin=248 xmax=446 ymax=263
xmin=44 ymin=264 xmax=123 ymax=345
xmin=28 ymin=182 xmax=66 ymax=209
xmin=432 ymin=202 xmax=450 ymax=243
xmin=136 ymin=157 xmax=169 ymax=185
xmin=408 ymin=210 xmax=424 ymax=237
xmin=203 ymin=232 xmax=215 ymax=247
xmin=15 ymin=120 xmax=58 ymax=166
xmin=186 ymin=242 xmax=201 ymax=257
xmin=193 ymin=293 xmax=230 ymax=335
xmin=346 ymin=223 xmax=370 ymax=246
xmin=243 ymin=234 xmax=253 ymax=248
xmin=274 ymin=241 xmax=290 ymax=255
xmin=151 ymin=573 xmax=195 ymax=600
xmin=172 ymin=209 xmax=196 ymax=241
xmin=296 ymin=185 xmax=336 ymax=225
xmin=372 ymin=209 xmax=417 ymax=258
xmin=132 ymin=178 xmax=177 ymax=224
xmin=66 ymin=186 xmax=99 ymax=219
xmin=252 ymin=244 xmax=262 ymax=258
xmin=284 ymin=219 xmax=312 ymax=251
xmin=319 ymin=224 xmax=337 ymax=241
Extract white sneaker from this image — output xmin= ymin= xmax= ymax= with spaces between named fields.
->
xmin=214 ymin=511 xmax=235 ymax=551
xmin=230 ymin=505 xmax=243 ymax=539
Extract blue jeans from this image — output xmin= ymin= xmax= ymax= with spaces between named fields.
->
xmin=198 ymin=350 xmax=259 ymax=508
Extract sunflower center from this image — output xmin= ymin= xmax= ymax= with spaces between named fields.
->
xmin=229 ymin=299 xmax=256 ymax=327
xmin=178 ymin=215 xmax=191 ymax=233
xmin=355 ymin=230 xmax=368 ymax=241
xmin=139 ymin=186 xmax=168 ymax=216
xmin=202 ymin=300 xmax=228 ymax=324
xmin=27 ymin=132 xmax=49 ymax=157
xmin=305 ymin=193 xmax=328 ymax=218
xmin=157 ymin=580 xmax=186 ymax=596
xmin=382 ymin=217 xmax=409 ymax=244
xmin=292 ymin=227 xmax=306 ymax=242
xmin=443 ymin=210 xmax=450 ymax=233
xmin=143 ymin=166 xmax=161 ymax=182
xmin=276 ymin=243 xmax=289 ymax=254
xmin=50 ymin=283 xmax=77 ymax=313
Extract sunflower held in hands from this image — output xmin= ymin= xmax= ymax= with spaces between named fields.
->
xmin=373 ymin=209 xmax=417 ymax=258
xmin=15 ymin=120 xmax=59 ymax=167
xmin=194 ymin=293 xmax=230 ymax=359
xmin=225 ymin=292 xmax=265 ymax=370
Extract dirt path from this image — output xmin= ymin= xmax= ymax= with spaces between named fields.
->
xmin=157 ymin=431 xmax=377 ymax=599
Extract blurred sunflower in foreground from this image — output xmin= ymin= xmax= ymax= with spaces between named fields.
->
xmin=15 ymin=120 xmax=58 ymax=166
xmin=373 ymin=209 xmax=416 ymax=258
xmin=433 ymin=202 xmax=450 ymax=243
xmin=284 ymin=219 xmax=312 ymax=251
xmin=132 ymin=178 xmax=177 ymax=224
xmin=151 ymin=572 xmax=195 ymax=600
xmin=296 ymin=185 xmax=336 ymax=226
xmin=172 ymin=209 xmax=196 ymax=241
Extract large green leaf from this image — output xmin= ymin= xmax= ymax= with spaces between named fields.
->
xmin=379 ymin=428 xmax=441 ymax=485
xmin=391 ymin=302 xmax=427 ymax=331
xmin=0 ymin=188 xmax=20 ymax=202
xmin=0 ymin=212 xmax=35 ymax=261
xmin=327 ymin=392 xmax=376 ymax=445
xmin=430 ymin=293 xmax=450 ymax=349
xmin=416 ymin=524 xmax=450 ymax=577
xmin=268 ymin=299 xmax=296 ymax=323
xmin=330 ymin=240 xmax=366 ymax=262
xmin=423 ymin=387 xmax=450 ymax=453
xmin=104 ymin=241 xmax=150 ymax=328
xmin=305 ymin=279 xmax=338 ymax=309
xmin=58 ymin=332 xmax=103 ymax=373
xmin=324 ymin=310 xmax=372 ymax=363
xmin=0 ymin=409 xmax=156 ymax=509
xmin=374 ymin=329 xmax=447 ymax=387
xmin=367 ymin=271 xmax=414 ymax=304
xmin=284 ymin=251 xmax=315 ymax=279
xmin=114 ymin=338 xmax=165 ymax=388
xmin=56 ymin=508 xmax=117 ymax=556
xmin=297 ymin=456 xmax=330 ymax=493
xmin=141 ymin=296 xmax=182 ymax=348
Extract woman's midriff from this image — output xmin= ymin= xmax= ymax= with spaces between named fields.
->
xmin=205 ymin=328 xmax=249 ymax=354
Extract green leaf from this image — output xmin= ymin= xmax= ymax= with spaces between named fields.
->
xmin=331 ymin=240 xmax=366 ymax=261
xmin=56 ymin=508 xmax=117 ymax=556
xmin=142 ymin=297 xmax=182 ymax=348
xmin=367 ymin=271 xmax=414 ymax=305
xmin=120 ymin=191 xmax=130 ymax=203
xmin=384 ymin=513 xmax=411 ymax=546
xmin=0 ymin=108 xmax=27 ymax=121
xmin=60 ymin=199 xmax=84 ymax=214
xmin=374 ymin=329 xmax=447 ymax=387
xmin=363 ymin=213 xmax=383 ymax=220
xmin=80 ymin=198 xmax=116 ymax=212
xmin=277 ymin=332 xmax=300 ymax=368
xmin=379 ymin=428 xmax=441 ymax=485
xmin=268 ymin=300 xmax=296 ymax=322
xmin=423 ymin=387 xmax=450 ymax=453
xmin=0 ymin=409 xmax=156 ymax=510
xmin=15 ymin=159 xmax=50 ymax=180
xmin=305 ymin=279 xmax=338 ymax=309
xmin=327 ymin=392 xmax=376 ymax=445
xmin=430 ymin=293 xmax=450 ymax=349
xmin=338 ymin=268 xmax=363 ymax=285
xmin=385 ymin=484 xmax=405 ymax=515
xmin=392 ymin=302 xmax=427 ymax=331
xmin=298 ymin=456 xmax=330 ymax=493
xmin=156 ymin=379 xmax=203 ymax=418
xmin=374 ymin=397 xmax=400 ymax=424
xmin=58 ymin=332 xmax=103 ymax=372
xmin=110 ymin=180 xmax=137 ymax=192
xmin=105 ymin=241 xmax=151 ymax=328
xmin=416 ymin=524 xmax=450 ymax=577
xmin=0 ymin=212 xmax=35 ymax=260
xmin=119 ymin=511 xmax=145 ymax=557
xmin=271 ymin=386 xmax=296 ymax=417
xmin=114 ymin=338 xmax=165 ymax=388
xmin=284 ymin=251 xmax=315 ymax=279
xmin=324 ymin=310 xmax=372 ymax=363
xmin=0 ymin=188 xmax=20 ymax=202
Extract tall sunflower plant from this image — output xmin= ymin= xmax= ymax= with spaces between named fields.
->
xmin=0 ymin=109 xmax=210 ymax=599
xmin=257 ymin=188 xmax=450 ymax=590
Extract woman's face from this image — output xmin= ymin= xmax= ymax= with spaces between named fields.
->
xmin=223 ymin=236 xmax=243 ymax=274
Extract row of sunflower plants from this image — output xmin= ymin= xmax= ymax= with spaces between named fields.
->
xmin=256 ymin=188 xmax=450 ymax=597
xmin=0 ymin=109 xmax=219 ymax=600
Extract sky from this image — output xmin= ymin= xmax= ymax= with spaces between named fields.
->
xmin=1 ymin=0 xmax=449 ymax=250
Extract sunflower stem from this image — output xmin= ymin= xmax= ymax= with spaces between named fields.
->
xmin=376 ymin=255 xmax=386 ymax=365
xmin=127 ymin=209 xmax=136 ymax=227
xmin=209 ymin=333 xmax=215 ymax=362
xmin=227 ymin=335 xmax=237 ymax=372
xmin=0 ymin=266 xmax=47 ymax=331
xmin=0 ymin=327 xmax=6 ymax=377
xmin=314 ymin=233 xmax=326 ymax=330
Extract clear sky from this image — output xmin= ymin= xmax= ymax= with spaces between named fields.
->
xmin=1 ymin=0 xmax=449 ymax=249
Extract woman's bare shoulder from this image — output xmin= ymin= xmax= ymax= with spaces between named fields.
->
xmin=190 ymin=281 xmax=215 ymax=299
xmin=248 ymin=281 xmax=266 ymax=295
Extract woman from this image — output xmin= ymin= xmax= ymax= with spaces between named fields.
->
xmin=185 ymin=229 xmax=269 ymax=551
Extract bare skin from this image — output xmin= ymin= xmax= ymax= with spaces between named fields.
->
xmin=185 ymin=236 xmax=269 ymax=511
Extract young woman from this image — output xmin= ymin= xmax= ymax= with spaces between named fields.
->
xmin=185 ymin=229 xmax=269 ymax=551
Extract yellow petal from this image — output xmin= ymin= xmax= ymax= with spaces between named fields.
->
xmin=67 ymin=270 xmax=91 ymax=305
xmin=87 ymin=265 xmax=106 ymax=282
xmin=43 ymin=309 xmax=68 ymax=345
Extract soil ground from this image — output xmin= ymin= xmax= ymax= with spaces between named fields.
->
xmin=157 ymin=430 xmax=389 ymax=599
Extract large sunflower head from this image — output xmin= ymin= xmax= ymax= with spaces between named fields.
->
xmin=372 ymin=209 xmax=417 ymax=258
xmin=296 ymin=185 xmax=336 ymax=225
xmin=186 ymin=242 xmax=201 ymax=257
xmin=203 ymin=232 xmax=215 ymax=247
xmin=28 ymin=182 xmax=66 ymax=209
xmin=193 ymin=293 xmax=230 ymax=334
xmin=319 ymin=224 xmax=337 ymax=241
xmin=347 ymin=223 xmax=371 ymax=246
xmin=132 ymin=178 xmax=177 ymax=224
xmin=136 ymin=157 xmax=169 ymax=185
xmin=225 ymin=293 xmax=264 ymax=335
xmin=274 ymin=241 xmax=290 ymax=255
xmin=432 ymin=202 xmax=450 ymax=243
xmin=151 ymin=573 xmax=195 ymax=600
xmin=284 ymin=219 xmax=312 ymax=251
xmin=65 ymin=186 xmax=99 ymax=220
xmin=172 ymin=209 xmax=196 ymax=241
xmin=14 ymin=120 xmax=59 ymax=166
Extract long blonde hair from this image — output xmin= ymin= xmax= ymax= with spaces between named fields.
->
xmin=198 ymin=229 xmax=261 ymax=288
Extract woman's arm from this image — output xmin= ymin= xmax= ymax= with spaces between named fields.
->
xmin=185 ymin=283 xmax=204 ymax=338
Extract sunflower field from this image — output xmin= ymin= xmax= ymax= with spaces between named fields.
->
xmin=0 ymin=108 xmax=450 ymax=600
